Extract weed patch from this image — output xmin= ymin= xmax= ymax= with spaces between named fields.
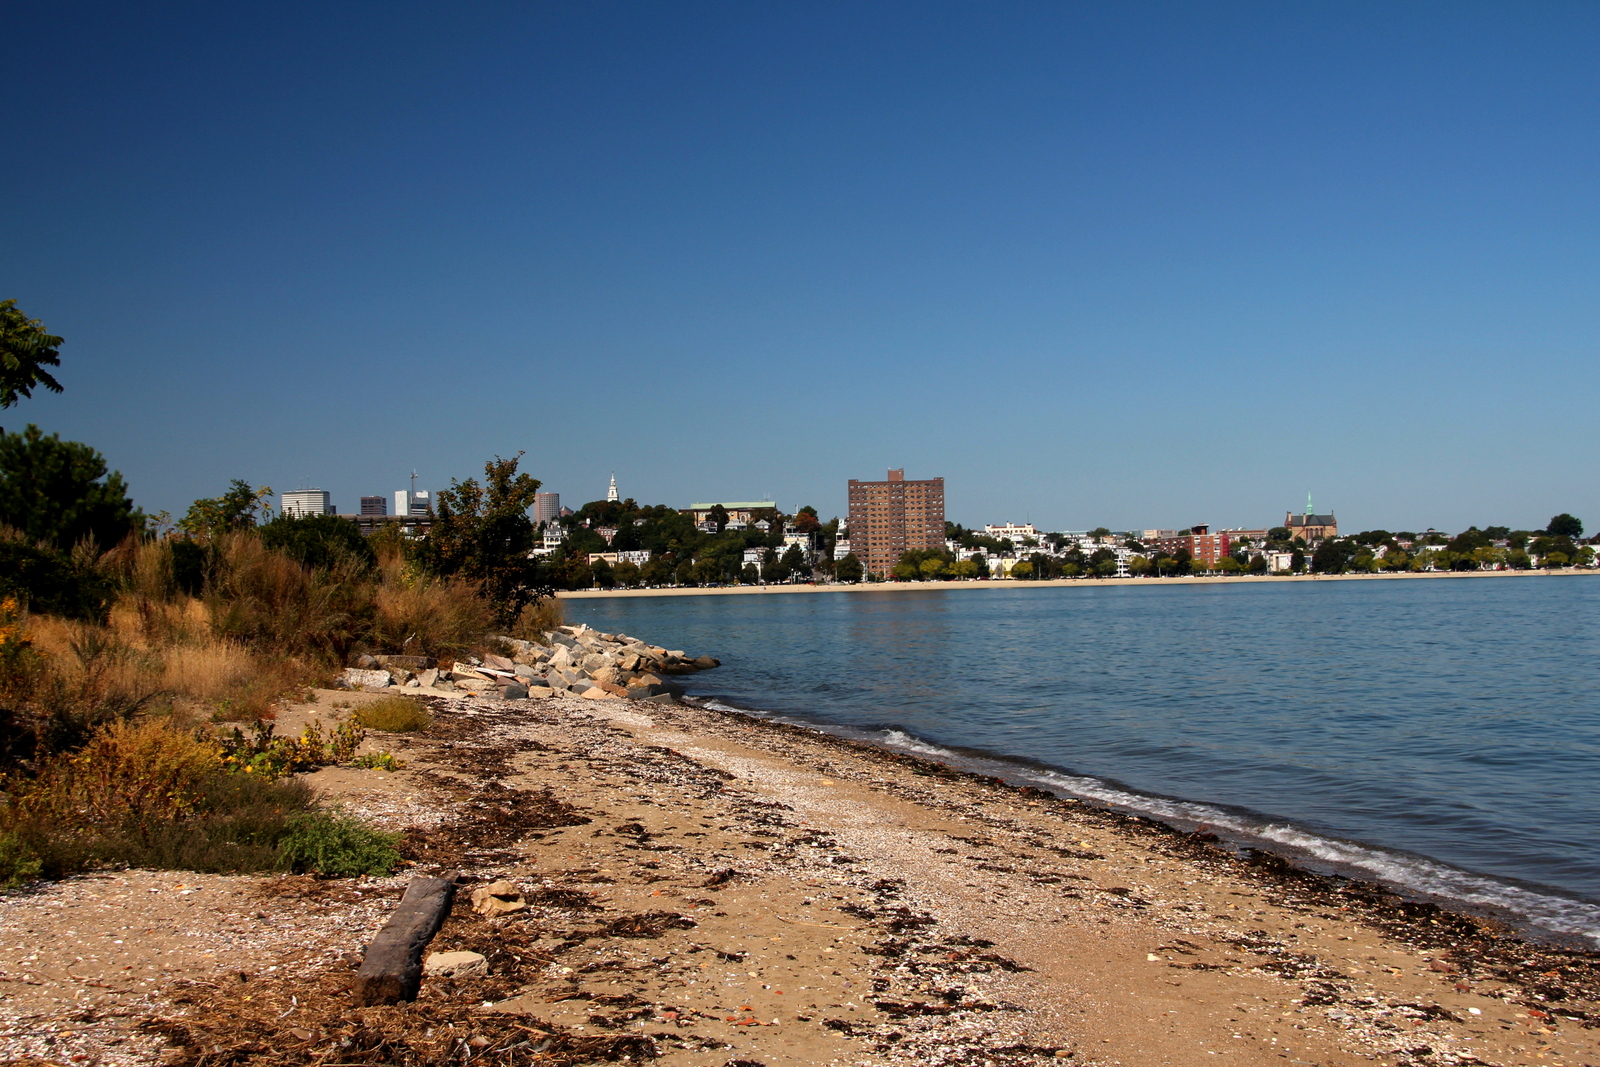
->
xmin=353 ymin=696 xmax=432 ymax=733
xmin=276 ymin=809 xmax=401 ymax=878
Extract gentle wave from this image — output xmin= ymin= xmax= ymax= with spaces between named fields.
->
xmin=699 ymin=698 xmax=1600 ymax=946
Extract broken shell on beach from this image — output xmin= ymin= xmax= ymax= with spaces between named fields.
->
xmin=2 ymin=624 xmax=1597 ymax=1067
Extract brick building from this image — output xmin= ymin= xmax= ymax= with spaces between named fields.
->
xmin=847 ymin=469 xmax=945 ymax=577
xmin=1155 ymin=524 xmax=1233 ymax=565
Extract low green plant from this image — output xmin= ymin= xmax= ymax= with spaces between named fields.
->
xmin=352 ymin=697 xmax=432 ymax=733
xmin=349 ymin=751 xmax=403 ymax=771
xmin=275 ymin=809 xmax=400 ymax=878
xmin=217 ymin=718 xmax=366 ymax=780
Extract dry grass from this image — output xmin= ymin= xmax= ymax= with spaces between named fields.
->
xmin=368 ymin=554 xmax=493 ymax=658
xmin=352 ymin=696 xmax=433 ymax=733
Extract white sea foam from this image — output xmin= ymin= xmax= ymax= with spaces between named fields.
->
xmin=689 ymin=698 xmax=1600 ymax=945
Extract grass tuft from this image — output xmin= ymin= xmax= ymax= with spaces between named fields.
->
xmin=275 ymin=809 xmax=401 ymax=878
xmin=352 ymin=697 xmax=432 ymax=733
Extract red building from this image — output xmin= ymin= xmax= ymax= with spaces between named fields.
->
xmin=1154 ymin=524 xmax=1232 ymax=565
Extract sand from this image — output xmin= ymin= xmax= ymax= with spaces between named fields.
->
xmin=3 ymin=687 xmax=1596 ymax=1067
xmin=559 ymin=569 xmax=1600 ymax=598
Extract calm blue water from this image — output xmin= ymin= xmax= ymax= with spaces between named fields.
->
xmin=568 ymin=576 xmax=1600 ymax=944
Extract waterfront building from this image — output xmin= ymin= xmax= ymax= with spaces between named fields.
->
xmin=1155 ymin=524 xmax=1232 ymax=565
xmin=533 ymin=492 xmax=561 ymax=524
xmin=281 ymin=489 xmax=333 ymax=518
xmin=847 ymin=468 xmax=946 ymax=578
xmin=1285 ymin=496 xmax=1337 ymax=543
xmin=359 ymin=495 xmax=387 ymax=516
xmin=984 ymin=522 xmax=1040 ymax=542
xmin=684 ymin=501 xmax=778 ymax=524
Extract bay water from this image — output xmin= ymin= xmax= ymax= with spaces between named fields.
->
xmin=567 ymin=575 xmax=1600 ymax=945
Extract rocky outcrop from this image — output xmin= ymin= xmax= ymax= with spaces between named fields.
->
xmin=335 ymin=624 xmax=718 ymax=704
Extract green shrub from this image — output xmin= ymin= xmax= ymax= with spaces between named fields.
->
xmin=0 ymin=831 xmax=42 ymax=889
xmin=353 ymin=697 xmax=432 ymax=733
xmin=276 ymin=809 xmax=400 ymax=878
xmin=349 ymin=751 xmax=403 ymax=771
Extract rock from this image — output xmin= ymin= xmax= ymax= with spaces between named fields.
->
xmin=525 ymin=685 xmax=554 ymax=698
xmin=352 ymin=653 xmax=380 ymax=669
xmin=579 ymin=687 xmax=618 ymax=701
xmin=630 ymin=671 xmax=665 ymax=688
xmin=548 ymin=645 xmax=575 ymax=669
xmin=385 ymin=668 xmax=414 ymax=686
xmin=415 ymin=667 xmax=439 ymax=688
xmin=471 ymin=880 xmax=527 ymax=916
xmin=502 ymin=683 xmax=529 ymax=700
xmin=483 ymin=653 xmax=515 ymax=671
xmin=423 ymin=950 xmax=488 ymax=978
xmin=453 ymin=678 xmax=494 ymax=694
xmin=434 ymin=678 xmax=456 ymax=691
xmin=591 ymin=665 xmax=621 ymax=686
xmin=579 ymin=653 xmax=611 ymax=673
xmin=625 ymin=685 xmax=666 ymax=700
xmin=643 ymin=692 xmax=676 ymax=705
xmin=375 ymin=654 xmax=436 ymax=670
xmin=340 ymin=667 xmax=392 ymax=690
xmin=692 ymin=655 xmax=721 ymax=670
xmin=512 ymin=663 xmax=541 ymax=680
xmin=405 ymin=679 xmax=421 ymax=687
xmin=597 ymin=681 xmax=628 ymax=697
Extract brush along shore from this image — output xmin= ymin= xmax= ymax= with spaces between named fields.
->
xmin=3 ymin=686 xmax=1597 ymax=1067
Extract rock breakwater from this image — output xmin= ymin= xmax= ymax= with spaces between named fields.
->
xmin=337 ymin=624 xmax=720 ymax=703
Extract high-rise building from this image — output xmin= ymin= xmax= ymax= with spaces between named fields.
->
xmin=533 ymin=492 xmax=561 ymax=524
xmin=281 ymin=489 xmax=333 ymax=518
xmin=394 ymin=490 xmax=432 ymax=517
xmin=359 ymin=496 xmax=387 ymax=516
xmin=846 ymin=469 xmax=945 ymax=577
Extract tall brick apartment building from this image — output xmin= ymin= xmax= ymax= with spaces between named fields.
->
xmin=847 ymin=469 xmax=945 ymax=577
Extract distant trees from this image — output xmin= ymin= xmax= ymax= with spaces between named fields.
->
xmin=1547 ymin=513 xmax=1584 ymax=539
xmin=180 ymin=479 xmax=272 ymax=538
xmin=834 ymin=553 xmax=864 ymax=583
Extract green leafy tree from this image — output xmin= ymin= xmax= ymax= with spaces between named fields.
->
xmin=707 ymin=504 xmax=729 ymax=533
xmin=179 ymin=479 xmax=271 ymax=538
xmin=1010 ymin=560 xmax=1035 ymax=579
xmin=418 ymin=453 xmax=551 ymax=623
xmin=741 ymin=563 xmax=760 ymax=584
xmin=782 ymin=543 xmax=810 ymax=579
xmin=1547 ymin=513 xmax=1584 ymax=539
xmin=0 ymin=425 xmax=142 ymax=550
xmin=918 ymin=556 xmax=947 ymax=580
xmin=1311 ymin=538 xmax=1358 ymax=574
xmin=834 ymin=552 xmax=864 ymax=583
xmin=0 ymin=300 xmax=64 ymax=411
xmin=1087 ymin=526 xmax=1112 ymax=542
xmin=259 ymin=513 xmax=375 ymax=571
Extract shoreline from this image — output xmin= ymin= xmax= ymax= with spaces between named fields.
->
xmin=560 ymin=567 xmax=1600 ymax=598
xmin=7 ymin=681 xmax=1596 ymax=1067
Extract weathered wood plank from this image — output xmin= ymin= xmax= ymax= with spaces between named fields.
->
xmin=353 ymin=873 xmax=457 ymax=1006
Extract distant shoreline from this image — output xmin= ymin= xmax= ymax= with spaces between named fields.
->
xmin=559 ymin=567 xmax=1599 ymax=599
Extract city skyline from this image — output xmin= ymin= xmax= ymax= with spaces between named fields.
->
xmin=6 ymin=2 xmax=1598 ymax=533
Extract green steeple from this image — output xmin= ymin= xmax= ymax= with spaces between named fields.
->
xmin=1306 ymin=491 xmax=1314 ymax=517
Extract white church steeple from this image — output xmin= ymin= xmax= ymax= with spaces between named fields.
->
xmin=607 ymin=472 xmax=619 ymax=503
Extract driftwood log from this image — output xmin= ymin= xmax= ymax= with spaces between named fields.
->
xmin=353 ymin=873 xmax=458 ymax=1005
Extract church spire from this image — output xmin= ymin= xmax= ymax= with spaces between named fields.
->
xmin=607 ymin=472 xmax=619 ymax=503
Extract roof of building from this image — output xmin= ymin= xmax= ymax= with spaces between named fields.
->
xmin=687 ymin=501 xmax=776 ymax=510
xmin=1287 ymin=513 xmax=1338 ymax=526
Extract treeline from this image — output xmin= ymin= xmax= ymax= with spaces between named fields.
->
xmin=541 ymin=500 xmax=841 ymax=588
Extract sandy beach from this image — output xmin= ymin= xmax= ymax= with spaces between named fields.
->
xmin=559 ymin=569 xmax=1600 ymax=598
xmin=4 ymin=683 xmax=1595 ymax=1067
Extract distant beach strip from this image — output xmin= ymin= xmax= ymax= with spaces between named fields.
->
xmin=560 ymin=567 xmax=1600 ymax=598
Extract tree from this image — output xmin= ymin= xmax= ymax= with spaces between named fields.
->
xmin=0 ymin=425 xmax=142 ymax=551
xmin=615 ymin=560 xmax=642 ymax=587
xmin=259 ymin=512 xmax=375 ymax=571
xmin=1547 ymin=514 xmax=1584 ymax=539
xmin=0 ymin=300 xmax=64 ymax=411
xmin=179 ymin=479 xmax=271 ymax=538
xmin=918 ymin=556 xmax=946 ymax=580
xmin=1247 ymin=553 xmax=1269 ymax=575
xmin=782 ymin=543 xmax=810 ymax=579
xmin=1088 ymin=527 xmax=1112 ymax=542
xmin=708 ymin=504 xmax=729 ymax=532
xmin=834 ymin=552 xmax=864 ymax=583
xmin=1010 ymin=560 xmax=1034 ymax=579
xmin=741 ymin=563 xmax=759 ymax=584
xmin=419 ymin=453 xmax=551 ymax=624
xmin=793 ymin=507 xmax=821 ymax=534
xmin=1311 ymin=538 xmax=1358 ymax=574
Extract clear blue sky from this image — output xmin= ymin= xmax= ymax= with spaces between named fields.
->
xmin=6 ymin=1 xmax=1597 ymax=533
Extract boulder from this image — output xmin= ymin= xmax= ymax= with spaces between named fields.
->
xmin=484 ymin=653 xmax=516 ymax=671
xmin=467 ymin=883 xmax=531 ymax=921
xmin=597 ymin=681 xmax=629 ymax=697
xmin=692 ymin=655 xmax=721 ymax=670
xmin=642 ymin=692 xmax=676 ymax=705
xmin=385 ymin=668 xmax=414 ymax=686
xmin=591 ymin=665 xmax=621 ymax=687
xmin=423 ymin=951 xmax=488 ymax=978
xmin=525 ymin=685 xmax=554 ymax=699
xmin=415 ymin=667 xmax=440 ymax=688
xmin=502 ymin=683 xmax=529 ymax=700
xmin=579 ymin=687 xmax=618 ymax=701
xmin=579 ymin=653 xmax=611 ymax=673
xmin=375 ymin=654 xmax=436 ymax=670
xmin=548 ymin=645 xmax=575 ymax=669
xmin=340 ymin=667 xmax=392 ymax=690
xmin=453 ymin=678 xmax=494 ymax=694
xmin=630 ymin=671 xmax=665 ymax=688
xmin=512 ymin=663 xmax=541 ymax=680
xmin=434 ymin=678 xmax=456 ymax=692
xmin=352 ymin=653 xmax=380 ymax=669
